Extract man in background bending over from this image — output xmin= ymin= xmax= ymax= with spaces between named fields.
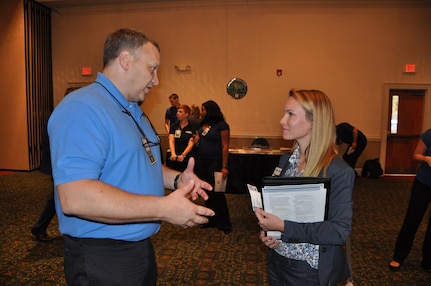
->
xmin=48 ymin=28 xmax=214 ymax=285
xmin=336 ymin=122 xmax=367 ymax=171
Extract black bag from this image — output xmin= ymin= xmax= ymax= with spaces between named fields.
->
xmin=362 ymin=158 xmax=383 ymax=179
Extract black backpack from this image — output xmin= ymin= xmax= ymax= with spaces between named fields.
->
xmin=362 ymin=158 xmax=383 ymax=179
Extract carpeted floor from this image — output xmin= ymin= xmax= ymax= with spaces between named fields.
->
xmin=0 ymin=171 xmax=430 ymax=285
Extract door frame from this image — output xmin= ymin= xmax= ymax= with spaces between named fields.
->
xmin=380 ymin=83 xmax=431 ymax=174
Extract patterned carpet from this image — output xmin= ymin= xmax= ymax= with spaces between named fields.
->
xmin=0 ymin=171 xmax=430 ymax=285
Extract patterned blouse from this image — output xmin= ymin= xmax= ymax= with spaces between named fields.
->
xmin=274 ymin=146 xmax=320 ymax=269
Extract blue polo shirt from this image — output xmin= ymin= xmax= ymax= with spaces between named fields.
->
xmin=48 ymin=73 xmax=163 ymax=241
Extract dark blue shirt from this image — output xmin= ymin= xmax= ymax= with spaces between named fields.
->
xmin=165 ymin=106 xmax=178 ymax=126
xmin=198 ymin=120 xmax=229 ymax=160
xmin=169 ymin=121 xmax=197 ymax=156
xmin=417 ymin=128 xmax=431 ymax=187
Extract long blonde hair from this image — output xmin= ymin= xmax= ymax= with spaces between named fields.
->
xmin=289 ymin=89 xmax=338 ymax=177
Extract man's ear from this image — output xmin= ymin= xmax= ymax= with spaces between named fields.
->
xmin=118 ymin=50 xmax=131 ymax=71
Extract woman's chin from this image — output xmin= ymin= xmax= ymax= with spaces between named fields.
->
xmin=282 ymin=133 xmax=291 ymax=140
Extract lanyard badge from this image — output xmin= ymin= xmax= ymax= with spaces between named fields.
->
xmin=142 ymin=137 xmax=157 ymax=165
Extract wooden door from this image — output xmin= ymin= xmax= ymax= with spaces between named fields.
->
xmin=385 ymin=89 xmax=425 ymax=174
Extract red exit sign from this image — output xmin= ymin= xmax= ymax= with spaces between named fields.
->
xmin=405 ymin=64 xmax=416 ymax=73
xmin=82 ymin=67 xmax=92 ymax=76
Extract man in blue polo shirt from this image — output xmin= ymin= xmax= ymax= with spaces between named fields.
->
xmin=164 ymin=93 xmax=180 ymax=133
xmin=48 ymin=28 xmax=214 ymax=286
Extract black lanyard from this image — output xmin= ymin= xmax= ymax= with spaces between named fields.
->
xmin=95 ymin=81 xmax=160 ymax=165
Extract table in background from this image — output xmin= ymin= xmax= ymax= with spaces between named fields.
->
xmin=226 ymin=148 xmax=290 ymax=194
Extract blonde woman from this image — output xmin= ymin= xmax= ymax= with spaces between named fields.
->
xmin=255 ymin=89 xmax=354 ymax=285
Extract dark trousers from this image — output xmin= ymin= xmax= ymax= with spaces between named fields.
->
xmin=267 ymin=250 xmax=320 ymax=286
xmin=165 ymin=154 xmax=189 ymax=172
xmin=32 ymin=193 xmax=56 ymax=234
xmin=342 ymin=135 xmax=367 ymax=169
xmin=393 ymin=179 xmax=431 ymax=268
xmin=63 ymin=235 xmax=157 ymax=286
xmin=195 ymin=157 xmax=231 ymax=229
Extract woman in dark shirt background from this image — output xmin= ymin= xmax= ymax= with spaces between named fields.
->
xmin=194 ymin=100 xmax=232 ymax=234
xmin=389 ymin=128 xmax=431 ymax=272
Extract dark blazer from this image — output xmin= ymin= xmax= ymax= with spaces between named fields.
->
xmin=277 ymin=154 xmax=354 ymax=286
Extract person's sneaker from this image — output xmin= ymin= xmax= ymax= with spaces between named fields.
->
xmin=31 ymin=228 xmax=53 ymax=242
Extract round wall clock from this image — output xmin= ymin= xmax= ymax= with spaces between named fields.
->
xmin=226 ymin=78 xmax=247 ymax=99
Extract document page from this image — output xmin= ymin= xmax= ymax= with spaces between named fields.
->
xmin=262 ymin=183 xmax=327 ymax=239
xmin=214 ymin=171 xmax=227 ymax=192
xmin=247 ymin=184 xmax=263 ymax=212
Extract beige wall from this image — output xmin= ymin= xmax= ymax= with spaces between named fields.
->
xmin=1 ymin=1 xmax=431 ymax=170
xmin=0 ymin=0 xmax=30 ymax=170
xmin=48 ymin=1 xmax=431 ymax=171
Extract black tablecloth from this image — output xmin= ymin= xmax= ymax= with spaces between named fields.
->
xmin=226 ymin=152 xmax=282 ymax=194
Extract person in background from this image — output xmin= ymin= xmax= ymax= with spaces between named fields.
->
xmin=336 ymin=122 xmax=367 ymax=171
xmin=389 ymin=128 xmax=431 ymax=273
xmin=30 ymin=121 xmax=55 ymax=242
xmin=168 ymin=104 xmax=196 ymax=172
xmin=255 ymin=89 xmax=354 ymax=285
xmin=164 ymin=93 xmax=180 ymax=133
xmin=189 ymin=103 xmax=201 ymax=130
xmin=31 ymin=87 xmax=79 ymax=242
xmin=48 ymin=28 xmax=214 ymax=285
xmin=194 ymin=100 xmax=232 ymax=234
